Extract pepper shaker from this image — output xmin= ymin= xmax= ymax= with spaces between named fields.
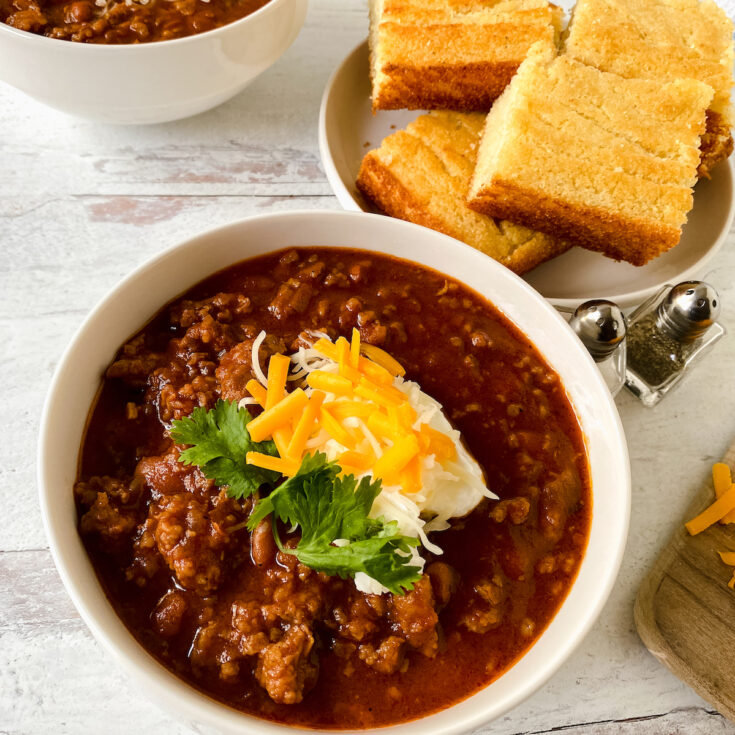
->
xmin=624 ymin=281 xmax=725 ymax=407
xmin=569 ymin=300 xmax=627 ymax=396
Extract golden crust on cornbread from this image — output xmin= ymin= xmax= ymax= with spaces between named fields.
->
xmin=356 ymin=111 xmax=569 ymax=274
xmin=563 ymin=0 xmax=734 ymax=177
xmin=369 ymin=0 xmax=563 ymax=111
xmin=467 ymin=45 xmax=713 ymax=266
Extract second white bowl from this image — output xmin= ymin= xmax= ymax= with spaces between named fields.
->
xmin=0 ymin=0 xmax=307 ymax=124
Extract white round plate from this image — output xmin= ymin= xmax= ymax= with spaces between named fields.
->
xmin=319 ymin=40 xmax=735 ymax=309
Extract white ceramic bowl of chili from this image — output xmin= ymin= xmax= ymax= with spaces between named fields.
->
xmin=38 ymin=209 xmax=630 ymax=733
xmin=0 ymin=0 xmax=306 ymax=124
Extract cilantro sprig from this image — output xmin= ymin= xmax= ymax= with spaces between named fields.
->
xmin=248 ymin=453 xmax=422 ymax=595
xmin=171 ymin=401 xmax=423 ymax=594
xmin=170 ymin=399 xmax=279 ymax=499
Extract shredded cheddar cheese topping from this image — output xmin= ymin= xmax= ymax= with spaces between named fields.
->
xmin=238 ymin=329 xmax=495 ymax=593
xmin=243 ymin=329 xmax=455 ymax=494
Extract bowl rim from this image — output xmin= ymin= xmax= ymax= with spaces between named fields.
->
xmin=318 ymin=38 xmax=735 ymax=311
xmin=38 ymin=209 xmax=630 ymax=734
xmin=0 ymin=0 xmax=291 ymax=49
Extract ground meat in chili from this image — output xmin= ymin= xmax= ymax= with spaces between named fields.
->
xmin=1 ymin=0 xmax=270 ymax=43
xmin=74 ymin=247 xmax=592 ymax=729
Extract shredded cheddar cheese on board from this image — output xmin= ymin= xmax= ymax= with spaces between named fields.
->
xmin=685 ymin=462 xmax=735 ymax=591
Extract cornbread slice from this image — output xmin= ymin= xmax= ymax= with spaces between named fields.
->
xmin=369 ymin=0 xmax=563 ymax=111
xmin=564 ymin=0 xmax=734 ymax=177
xmin=467 ymin=46 xmax=713 ymax=265
xmin=356 ymin=111 xmax=569 ymax=274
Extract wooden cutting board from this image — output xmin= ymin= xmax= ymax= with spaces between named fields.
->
xmin=635 ymin=437 xmax=735 ymax=721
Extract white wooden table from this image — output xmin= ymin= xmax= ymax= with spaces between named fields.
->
xmin=2 ymin=1 xmax=735 ymax=732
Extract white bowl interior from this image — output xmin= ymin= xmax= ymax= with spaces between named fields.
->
xmin=318 ymin=40 xmax=735 ymax=310
xmin=39 ymin=210 xmax=630 ymax=734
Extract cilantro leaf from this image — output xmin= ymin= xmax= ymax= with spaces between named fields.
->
xmin=170 ymin=399 xmax=279 ymax=499
xmin=247 ymin=452 xmax=333 ymax=529
xmin=249 ymin=452 xmax=423 ymax=595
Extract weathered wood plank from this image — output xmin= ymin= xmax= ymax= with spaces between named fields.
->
xmin=0 ymin=628 xmax=193 ymax=735
xmin=3 ymin=142 xmax=330 ymax=197
xmin=522 ymin=708 xmax=734 ymax=734
xmin=0 ymin=550 xmax=82 ymax=635
xmin=0 ymin=0 xmax=366 ymax=198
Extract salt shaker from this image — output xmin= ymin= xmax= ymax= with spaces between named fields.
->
xmin=624 ymin=281 xmax=725 ymax=407
xmin=569 ymin=300 xmax=627 ymax=396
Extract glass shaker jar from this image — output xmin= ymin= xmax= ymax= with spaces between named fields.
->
xmin=568 ymin=300 xmax=627 ymax=397
xmin=624 ymin=281 xmax=725 ymax=407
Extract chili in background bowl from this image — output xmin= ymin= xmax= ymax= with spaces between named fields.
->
xmin=38 ymin=210 xmax=630 ymax=733
xmin=0 ymin=0 xmax=306 ymax=124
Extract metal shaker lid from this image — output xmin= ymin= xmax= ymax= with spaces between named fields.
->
xmin=656 ymin=281 xmax=721 ymax=343
xmin=569 ymin=299 xmax=627 ymax=362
